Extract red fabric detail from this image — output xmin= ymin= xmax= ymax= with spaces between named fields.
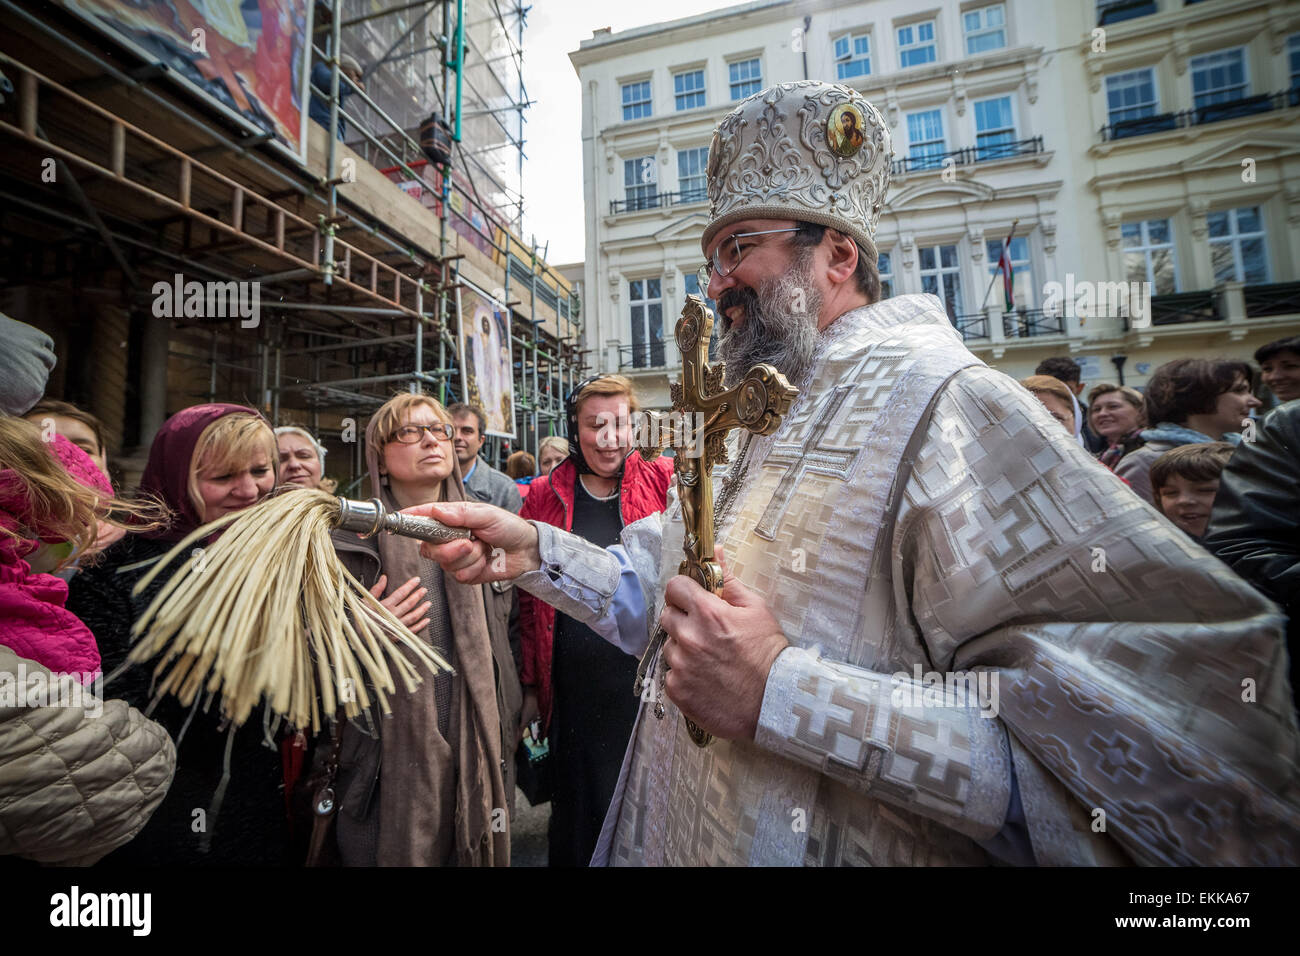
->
xmin=281 ymin=732 xmax=307 ymax=825
xmin=518 ymin=453 xmax=674 ymax=730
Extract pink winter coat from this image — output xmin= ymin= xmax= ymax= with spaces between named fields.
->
xmin=0 ymin=434 xmax=112 ymax=679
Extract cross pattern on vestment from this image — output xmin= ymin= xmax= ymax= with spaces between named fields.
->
xmin=754 ymin=384 xmax=862 ymax=540
xmin=634 ymin=294 xmax=798 ymax=747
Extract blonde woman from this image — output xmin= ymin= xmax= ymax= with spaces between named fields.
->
xmin=537 ymin=435 xmax=569 ymax=477
xmin=66 ymin=403 xmax=291 ymax=865
xmin=320 ymin=391 xmax=517 ymax=866
xmin=1087 ymin=383 xmax=1147 ymax=471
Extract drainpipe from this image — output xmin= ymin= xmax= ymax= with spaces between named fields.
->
xmin=802 ymin=16 xmax=811 ymax=80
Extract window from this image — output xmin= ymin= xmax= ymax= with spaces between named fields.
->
xmin=629 ymin=278 xmax=665 ymax=368
xmin=897 ymin=21 xmax=936 ymax=69
xmin=1208 ymin=207 xmax=1268 ymax=284
xmin=964 ymin=5 xmax=1006 ymax=55
xmin=834 ymin=32 xmax=871 ymax=80
xmin=621 ymin=79 xmax=652 ymax=121
xmin=674 ymin=69 xmax=705 ymax=111
xmin=1096 ymin=0 xmax=1156 ymax=26
xmin=919 ymin=244 xmax=963 ymax=320
xmin=1289 ymin=34 xmax=1300 ymax=90
xmin=623 ymin=156 xmax=657 ymax=211
xmin=906 ymin=109 xmax=946 ymax=169
xmin=1105 ymin=69 xmax=1158 ymax=124
xmin=1191 ymin=49 xmax=1247 ymax=109
xmin=677 ymin=147 xmax=709 ymax=203
xmin=1121 ymin=219 xmax=1177 ymax=294
xmin=986 ymin=235 xmax=1033 ymax=309
xmin=973 ymin=96 xmax=1016 ymax=160
xmin=878 ymin=251 xmax=894 ymax=299
xmin=682 ymin=273 xmax=718 ymax=359
xmin=729 ymin=58 xmax=762 ymax=100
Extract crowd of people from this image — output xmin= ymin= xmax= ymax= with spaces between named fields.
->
xmin=0 ymin=315 xmax=684 ymax=865
xmin=2 ymin=308 xmax=1295 ymax=866
xmin=0 ymin=77 xmax=1296 ymax=868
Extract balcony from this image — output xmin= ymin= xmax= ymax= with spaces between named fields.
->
xmin=1243 ymin=281 xmax=1300 ymax=318
xmin=891 ymin=136 xmax=1044 ymax=177
xmin=1097 ymin=0 xmax=1156 ymax=26
xmin=618 ymin=342 xmax=667 ymax=370
xmin=1100 ymin=91 xmax=1294 ymax=141
xmin=1147 ymin=290 xmax=1221 ymax=326
xmin=1005 ymin=309 xmax=1066 ymax=337
xmin=609 ymin=187 xmax=708 ymax=216
xmin=951 ymin=312 xmax=989 ymax=342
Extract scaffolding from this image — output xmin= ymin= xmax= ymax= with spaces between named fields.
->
xmin=0 ymin=0 xmax=584 ymax=492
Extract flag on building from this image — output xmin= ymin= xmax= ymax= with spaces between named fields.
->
xmin=996 ymin=225 xmax=1016 ymax=311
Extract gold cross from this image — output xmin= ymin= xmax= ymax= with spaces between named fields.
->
xmin=634 ymin=294 xmax=798 ymax=747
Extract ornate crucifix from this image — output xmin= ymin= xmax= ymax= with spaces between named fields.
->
xmin=634 ymin=294 xmax=798 ymax=747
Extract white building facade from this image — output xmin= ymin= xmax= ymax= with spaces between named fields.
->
xmin=570 ymin=0 xmax=1299 ymax=406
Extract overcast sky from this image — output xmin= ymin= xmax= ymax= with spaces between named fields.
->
xmin=519 ymin=1 xmax=737 ymax=266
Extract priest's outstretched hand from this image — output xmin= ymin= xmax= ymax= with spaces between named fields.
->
xmin=659 ymin=545 xmax=790 ymax=741
xmin=404 ymin=500 xmax=541 ymax=583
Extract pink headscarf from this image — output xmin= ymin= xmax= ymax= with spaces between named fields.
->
xmin=0 ymin=434 xmax=112 ymax=678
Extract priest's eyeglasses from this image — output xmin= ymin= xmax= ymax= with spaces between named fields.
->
xmin=697 ymin=227 xmax=802 ymax=292
xmin=390 ymin=423 xmax=454 ymax=443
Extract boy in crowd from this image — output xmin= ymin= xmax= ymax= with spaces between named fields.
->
xmin=1150 ymin=442 xmax=1236 ymax=540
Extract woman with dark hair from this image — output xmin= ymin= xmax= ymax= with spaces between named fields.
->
xmin=1255 ymin=335 xmax=1300 ymax=405
xmin=66 ymin=404 xmax=290 ymax=865
xmin=1116 ymin=359 xmax=1261 ymax=503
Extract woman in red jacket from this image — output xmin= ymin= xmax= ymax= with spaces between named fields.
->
xmin=518 ymin=374 xmax=673 ymax=866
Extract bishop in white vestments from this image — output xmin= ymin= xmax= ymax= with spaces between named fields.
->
xmin=413 ymin=81 xmax=1300 ymax=866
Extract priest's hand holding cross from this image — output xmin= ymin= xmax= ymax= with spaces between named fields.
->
xmin=658 ymin=544 xmax=789 ymax=741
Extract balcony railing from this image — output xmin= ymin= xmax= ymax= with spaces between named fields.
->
xmin=891 ymin=136 xmax=1044 ymax=176
xmin=618 ymin=343 xmax=667 ymax=370
xmin=951 ymin=312 xmax=989 ymax=341
xmin=1147 ymin=291 xmax=1221 ymax=326
xmin=1005 ymin=309 xmax=1066 ymax=337
xmin=1243 ymin=281 xmax=1300 ymax=318
xmin=1097 ymin=0 xmax=1156 ymax=25
xmin=1100 ymin=90 xmax=1295 ymax=141
xmin=609 ymin=187 xmax=708 ymax=216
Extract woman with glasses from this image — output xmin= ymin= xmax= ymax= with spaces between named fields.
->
xmin=318 ymin=391 xmax=516 ymax=866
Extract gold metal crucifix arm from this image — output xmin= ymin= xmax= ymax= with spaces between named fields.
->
xmin=634 ymin=294 xmax=798 ymax=748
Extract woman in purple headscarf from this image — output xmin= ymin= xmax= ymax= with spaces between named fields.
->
xmin=66 ymin=403 xmax=289 ymax=865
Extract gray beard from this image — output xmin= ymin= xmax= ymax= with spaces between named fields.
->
xmin=717 ymin=257 xmax=821 ymax=390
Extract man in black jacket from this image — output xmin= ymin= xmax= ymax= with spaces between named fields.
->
xmin=1205 ymin=399 xmax=1300 ymax=711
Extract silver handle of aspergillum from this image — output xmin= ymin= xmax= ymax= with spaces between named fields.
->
xmin=334 ymin=497 xmax=474 ymax=544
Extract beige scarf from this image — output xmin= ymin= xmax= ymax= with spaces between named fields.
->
xmin=364 ymin=418 xmax=509 ymax=866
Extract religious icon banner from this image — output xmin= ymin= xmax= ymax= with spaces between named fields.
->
xmin=56 ymin=0 xmax=314 ymax=162
xmin=458 ymin=288 xmax=516 ymax=439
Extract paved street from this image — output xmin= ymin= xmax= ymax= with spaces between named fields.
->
xmin=510 ymin=787 xmax=550 ymax=867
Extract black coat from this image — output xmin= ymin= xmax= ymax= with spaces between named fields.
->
xmin=65 ymin=534 xmax=291 ymax=865
xmin=1204 ymin=400 xmax=1300 ymax=710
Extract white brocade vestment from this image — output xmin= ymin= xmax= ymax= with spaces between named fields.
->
xmin=521 ymin=294 xmax=1300 ymax=867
